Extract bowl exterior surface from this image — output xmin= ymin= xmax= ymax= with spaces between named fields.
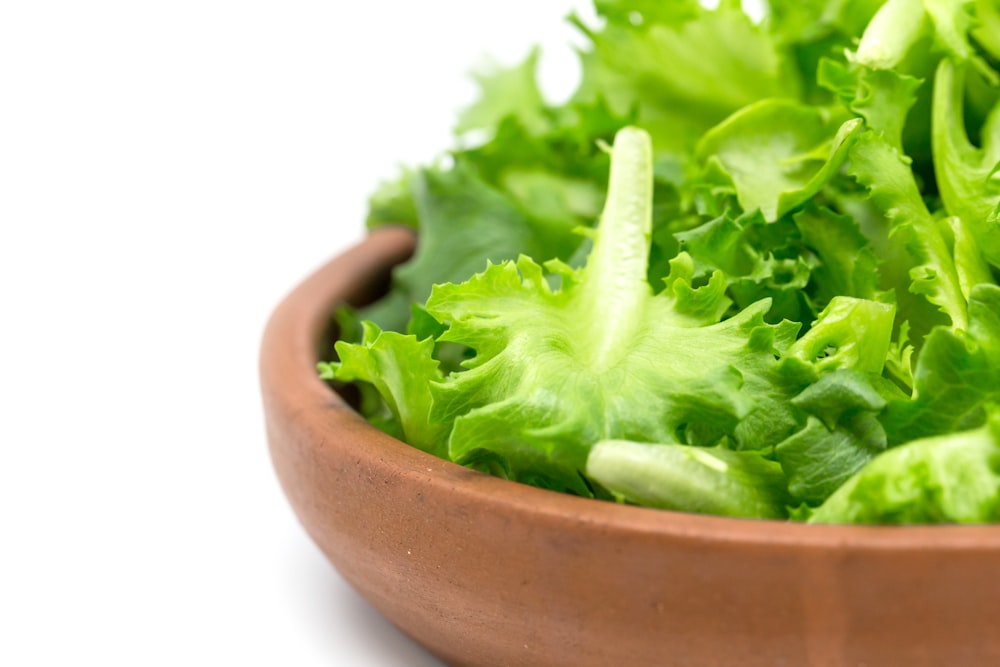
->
xmin=261 ymin=228 xmax=1000 ymax=667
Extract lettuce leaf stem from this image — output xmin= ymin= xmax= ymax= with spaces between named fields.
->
xmin=578 ymin=128 xmax=654 ymax=372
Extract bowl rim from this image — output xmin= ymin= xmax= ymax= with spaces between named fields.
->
xmin=260 ymin=225 xmax=1000 ymax=552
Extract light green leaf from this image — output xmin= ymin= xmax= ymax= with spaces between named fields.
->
xmin=326 ymin=322 xmax=448 ymax=457
xmin=810 ymin=406 xmax=1000 ymax=524
xmin=360 ymin=164 xmax=575 ymax=332
xmin=932 ymin=58 xmax=1000 ymax=268
xmin=973 ymin=0 xmax=1000 ymax=60
xmin=575 ymin=3 xmax=794 ymax=151
xmin=848 ymin=130 xmax=970 ymax=329
xmin=425 ymin=128 xmax=797 ymax=487
xmin=818 ymin=58 xmax=924 ymax=152
xmin=586 ymin=440 xmax=791 ymax=519
xmin=882 ymin=284 xmax=1000 ymax=442
xmin=455 ymin=47 xmax=549 ymax=138
xmin=776 ymin=370 xmax=891 ymax=504
xmin=696 ymin=100 xmax=862 ymax=221
xmin=853 ymin=0 xmax=977 ymax=69
xmin=786 ymin=296 xmax=896 ymax=375
xmin=793 ymin=205 xmax=882 ymax=303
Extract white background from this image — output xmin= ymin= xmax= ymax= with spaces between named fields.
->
xmin=0 ymin=2 xmax=591 ymax=665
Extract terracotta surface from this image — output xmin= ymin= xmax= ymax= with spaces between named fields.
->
xmin=260 ymin=227 xmax=1000 ymax=667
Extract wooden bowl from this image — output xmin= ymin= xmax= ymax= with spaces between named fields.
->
xmin=260 ymin=226 xmax=1000 ymax=667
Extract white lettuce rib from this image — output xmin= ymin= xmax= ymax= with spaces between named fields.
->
xmin=578 ymin=127 xmax=653 ymax=373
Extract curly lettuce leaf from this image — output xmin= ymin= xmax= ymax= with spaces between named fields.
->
xmin=695 ymin=100 xmax=862 ymax=221
xmin=882 ymin=283 xmax=1000 ymax=442
xmin=765 ymin=0 xmax=885 ymax=45
xmin=932 ymin=58 xmax=1000 ymax=268
xmin=455 ymin=47 xmax=549 ymax=138
xmin=335 ymin=1 xmax=1000 ymax=524
xmin=809 ymin=405 xmax=1000 ymax=524
xmin=793 ymin=204 xmax=882 ymax=304
xmin=572 ymin=1 xmax=795 ymax=153
xmin=357 ymin=164 xmax=581 ymax=332
xmin=785 ymin=296 xmax=896 ymax=374
xmin=774 ymin=301 xmax=898 ymax=505
xmin=844 ymin=0 xmax=998 ymax=173
xmin=357 ymin=55 xmax=637 ymax=335
xmin=673 ymin=204 xmax=883 ymax=325
xmin=776 ymin=370 xmax=891 ymax=503
xmin=818 ymin=58 xmax=923 ymax=152
xmin=853 ymin=0 xmax=981 ymax=70
xmin=424 ymin=127 xmax=798 ymax=490
xmin=321 ymin=322 xmax=448 ymax=457
xmin=672 ymin=210 xmax=815 ymax=324
xmin=455 ymin=97 xmax=633 ymax=235
xmin=848 ymin=130 xmax=970 ymax=329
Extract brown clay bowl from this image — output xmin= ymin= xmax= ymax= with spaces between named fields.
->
xmin=260 ymin=225 xmax=1000 ymax=667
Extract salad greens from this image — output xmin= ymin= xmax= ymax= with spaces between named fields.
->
xmin=320 ymin=0 xmax=1000 ymax=524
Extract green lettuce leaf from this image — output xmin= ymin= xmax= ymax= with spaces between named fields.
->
xmin=592 ymin=0 xmax=702 ymax=26
xmin=425 ymin=127 xmax=798 ymax=490
xmin=455 ymin=47 xmax=549 ymax=138
xmin=793 ymin=204 xmax=882 ymax=304
xmin=882 ymin=283 xmax=1000 ymax=442
xmin=364 ymin=167 xmax=419 ymax=230
xmin=673 ymin=204 xmax=883 ymax=325
xmin=932 ymin=58 xmax=1000 ymax=268
xmin=773 ymin=299 xmax=898 ymax=506
xmin=810 ymin=405 xmax=1000 ymax=524
xmin=321 ymin=321 xmax=448 ymax=457
xmin=765 ymin=0 xmax=885 ymax=46
xmin=674 ymin=210 xmax=816 ymax=323
xmin=695 ymin=101 xmax=862 ymax=221
xmin=572 ymin=1 xmax=795 ymax=153
xmin=974 ymin=0 xmax=1000 ymax=61
xmin=331 ymin=0 xmax=1000 ymax=524
xmin=818 ymin=58 xmax=923 ymax=152
xmin=586 ymin=440 xmax=791 ymax=519
xmin=358 ymin=165 xmax=579 ymax=332
xmin=785 ymin=295 xmax=896 ymax=374
xmin=853 ymin=0 xmax=980 ymax=70
xmin=776 ymin=370 xmax=891 ymax=504
xmin=848 ymin=130 xmax=970 ymax=329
